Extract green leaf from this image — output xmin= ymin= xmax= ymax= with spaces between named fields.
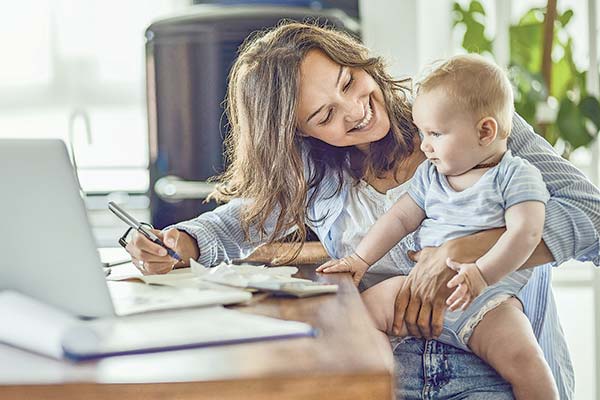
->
xmin=544 ymin=124 xmax=560 ymax=146
xmin=551 ymin=54 xmax=573 ymax=99
xmin=452 ymin=2 xmax=465 ymax=26
xmin=558 ymin=9 xmax=574 ymax=27
xmin=468 ymin=0 xmax=486 ymax=15
xmin=580 ymin=96 xmax=600 ymax=131
xmin=562 ymin=38 xmax=579 ymax=75
xmin=557 ymin=97 xmax=594 ymax=149
xmin=463 ymin=21 xmax=492 ymax=53
xmin=453 ymin=1 xmax=492 ymax=54
xmin=518 ymin=8 xmax=545 ymax=25
xmin=510 ymin=23 xmax=543 ymax=71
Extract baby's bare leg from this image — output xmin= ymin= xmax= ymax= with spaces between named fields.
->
xmin=467 ymin=298 xmax=558 ymax=400
xmin=360 ymin=276 xmax=408 ymax=371
xmin=361 ymin=276 xmax=408 ymax=336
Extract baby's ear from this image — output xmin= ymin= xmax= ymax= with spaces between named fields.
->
xmin=477 ymin=117 xmax=498 ymax=146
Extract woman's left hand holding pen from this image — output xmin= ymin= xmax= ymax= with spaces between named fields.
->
xmin=126 ymin=228 xmax=200 ymax=275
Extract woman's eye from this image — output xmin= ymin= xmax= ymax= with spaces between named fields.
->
xmin=319 ymin=110 xmax=333 ymax=125
xmin=343 ymin=75 xmax=354 ymax=92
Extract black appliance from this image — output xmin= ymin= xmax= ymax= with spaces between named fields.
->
xmin=193 ymin=0 xmax=360 ymax=19
xmin=145 ymin=5 xmax=359 ymax=228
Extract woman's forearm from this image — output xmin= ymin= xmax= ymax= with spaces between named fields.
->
xmin=241 ymin=241 xmax=330 ymax=265
xmin=446 ymin=228 xmax=554 ymax=269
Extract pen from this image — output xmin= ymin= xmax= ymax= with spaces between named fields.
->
xmin=108 ymin=201 xmax=182 ymax=262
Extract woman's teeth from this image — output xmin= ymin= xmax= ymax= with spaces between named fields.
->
xmin=354 ymin=101 xmax=373 ymax=130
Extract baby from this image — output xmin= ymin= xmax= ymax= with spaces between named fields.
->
xmin=317 ymin=54 xmax=558 ymax=399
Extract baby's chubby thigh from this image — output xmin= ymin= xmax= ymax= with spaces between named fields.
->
xmin=361 ymin=276 xmax=408 ymax=336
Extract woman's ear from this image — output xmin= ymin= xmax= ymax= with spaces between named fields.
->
xmin=477 ymin=117 xmax=498 ymax=146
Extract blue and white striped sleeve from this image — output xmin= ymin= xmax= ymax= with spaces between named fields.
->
xmin=171 ymin=198 xmax=272 ymax=266
xmin=508 ymin=113 xmax=600 ymax=266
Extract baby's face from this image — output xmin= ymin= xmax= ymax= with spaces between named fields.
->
xmin=412 ymin=87 xmax=486 ymax=176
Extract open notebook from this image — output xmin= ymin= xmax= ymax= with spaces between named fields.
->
xmin=0 ymin=291 xmax=316 ymax=361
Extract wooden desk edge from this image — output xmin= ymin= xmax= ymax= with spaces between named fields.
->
xmin=0 ymin=372 xmax=392 ymax=400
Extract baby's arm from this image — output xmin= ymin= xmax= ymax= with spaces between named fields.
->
xmin=317 ymin=193 xmax=425 ymax=285
xmin=357 ymin=193 xmax=426 ymax=265
xmin=477 ymin=201 xmax=546 ymax=283
xmin=446 ymin=200 xmax=545 ymax=310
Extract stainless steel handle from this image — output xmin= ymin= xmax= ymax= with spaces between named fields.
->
xmin=154 ymin=175 xmax=216 ymax=201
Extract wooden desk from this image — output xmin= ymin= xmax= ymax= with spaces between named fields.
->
xmin=0 ymin=265 xmax=393 ymax=400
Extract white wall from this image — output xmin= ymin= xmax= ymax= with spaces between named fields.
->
xmin=358 ymin=0 xmax=453 ymax=80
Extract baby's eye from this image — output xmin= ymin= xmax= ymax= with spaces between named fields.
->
xmin=431 ymin=131 xmax=442 ymax=137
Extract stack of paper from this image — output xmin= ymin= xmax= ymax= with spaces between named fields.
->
xmin=190 ymin=260 xmax=339 ymax=297
xmin=107 ymin=261 xmax=338 ymax=298
xmin=0 ymin=291 xmax=316 ymax=361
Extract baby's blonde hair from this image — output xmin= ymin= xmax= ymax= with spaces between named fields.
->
xmin=417 ymin=54 xmax=514 ymax=138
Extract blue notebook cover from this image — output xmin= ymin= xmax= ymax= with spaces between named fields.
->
xmin=61 ymin=306 xmax=317 ymax=361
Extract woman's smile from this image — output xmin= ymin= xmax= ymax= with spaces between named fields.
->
xmin=349 ymin=96 xmax=375 ymax=133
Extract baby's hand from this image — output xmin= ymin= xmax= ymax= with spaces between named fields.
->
xmin=316 ymin=253 xmax=370 ymax=286
xmin=445 ymin=258 xmax=488 ymax=311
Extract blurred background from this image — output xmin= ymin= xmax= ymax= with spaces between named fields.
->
xmin=0 ymin=0 xmax=598 ymax=398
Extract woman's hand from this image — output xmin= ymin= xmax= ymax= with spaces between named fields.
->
xmin=392 ymin=246 xmax=456 ymax=339
xmin=393 ymin=228 xmax=506 ymax=338
xmin=316 ymin=253 xmax=370 ymax=286
xmin=125 ymin=228 xmax=199 ymax=275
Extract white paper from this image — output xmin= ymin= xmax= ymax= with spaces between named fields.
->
xmin=0 ymin=291 xmax=79 ymax=359
xmin=107 ymin=281 xmax=252 ymax=316
xmin=189 ymin=260 xmax=310 ymax=288
xmin=97 ymin=247 xmax=131 ymax=266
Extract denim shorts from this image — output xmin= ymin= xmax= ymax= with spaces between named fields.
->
xmin=391 ymin=337 xmax=515 ymax=399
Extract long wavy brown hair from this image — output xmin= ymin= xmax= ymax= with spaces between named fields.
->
xmin=209 ymin=21 xmax=417 ymax=262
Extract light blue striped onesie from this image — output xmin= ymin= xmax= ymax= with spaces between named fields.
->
xmin=406 ymin=150 xmax=550 ymax=350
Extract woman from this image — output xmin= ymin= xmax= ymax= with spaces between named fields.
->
xmin=126 ymin=22 xmax=600 ymax=399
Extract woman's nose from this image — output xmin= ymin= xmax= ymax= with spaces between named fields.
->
xmin=343 ymin=97 xmax=365 ymax=123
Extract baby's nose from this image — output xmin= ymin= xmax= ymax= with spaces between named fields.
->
xmin=420 ymin=139 xmax=432 ymax=153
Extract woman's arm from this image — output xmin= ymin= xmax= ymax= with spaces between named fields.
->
xmin=446 ymin=227 xmax=554 ymax=268
xmin=509 ymin=113 xmax=600 ymax=265
xmin=241 ymin=241 xmax=329 ymax=265
xmin=172 ymin=198 xmax=288 ymax=267
xmin=126 ymin=197 xmax=288 ymax=274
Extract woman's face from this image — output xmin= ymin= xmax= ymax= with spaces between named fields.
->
xmin=296 ymin=49 xmax=390 ymax=150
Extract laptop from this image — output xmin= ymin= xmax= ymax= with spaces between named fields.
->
xmin=0 ymin=139 xmax=250 ymax=318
